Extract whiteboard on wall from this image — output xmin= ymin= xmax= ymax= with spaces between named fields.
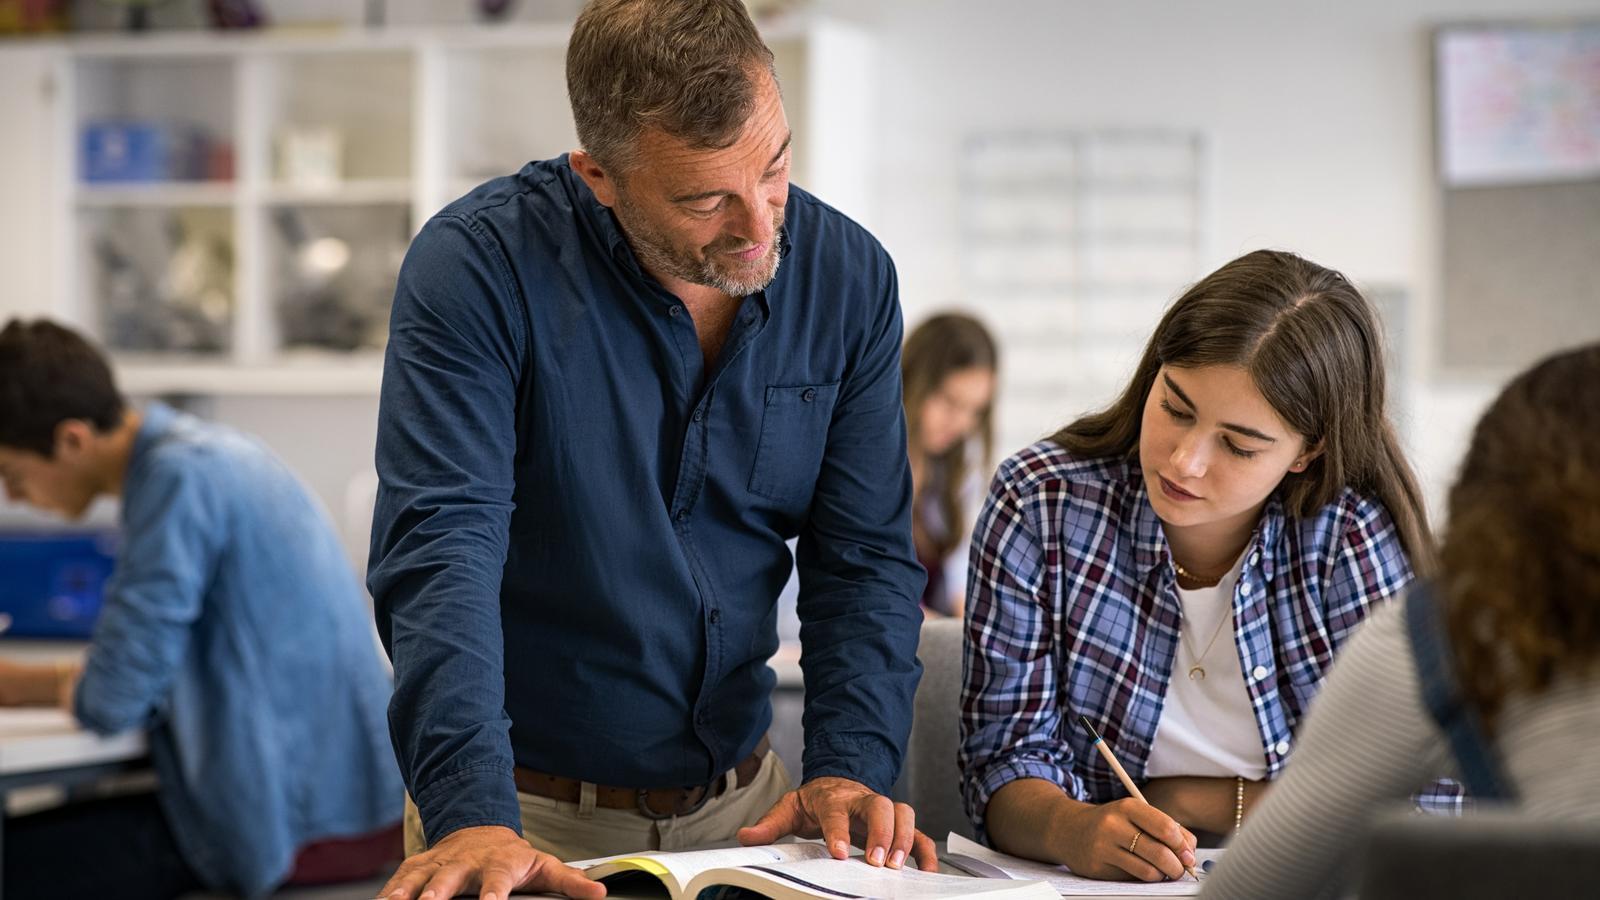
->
xmin=958 ymin=130 xmax=1208 ymax=457
xmin=1435 ymin=22 xmax=1600 ymax=187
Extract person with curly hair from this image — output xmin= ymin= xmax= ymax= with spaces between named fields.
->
xmin=1201 ymin=342 xmax=1600 ymax=898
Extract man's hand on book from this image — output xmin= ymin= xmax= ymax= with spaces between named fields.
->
xmin=379 ymin=824 xmax=607 ymax=900
xmin=736 ymin=775 xmax=939 ymax=872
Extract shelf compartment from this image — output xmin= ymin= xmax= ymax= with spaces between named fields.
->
xmin=80 ymin=205 xmax=236 ymax=356
xmin=263 ymin=203 xmax=410 ymax=354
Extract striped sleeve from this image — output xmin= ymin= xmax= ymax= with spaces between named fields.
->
xmin=1322 ymin=497 xmax=1465 ymax=813
xmin=1199 ymin=602 xmax=1455 ymax=899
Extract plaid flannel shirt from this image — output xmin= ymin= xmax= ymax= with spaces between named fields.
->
xmin=959 ymin=441 xmax=1462 ymax=836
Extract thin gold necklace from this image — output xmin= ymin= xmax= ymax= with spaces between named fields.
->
xmin=1173 ymin=558 xmax=1236 ymax=680
xmin=1178 ymin=604 xmax=1233 ymax=681
xmin=1172 ymin=559 xmax=1226 ymax=587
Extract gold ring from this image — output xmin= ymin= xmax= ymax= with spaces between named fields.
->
xmin=1128 ymin=831 xmax=1141 ymax=855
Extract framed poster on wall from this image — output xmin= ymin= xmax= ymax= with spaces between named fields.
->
xmin=1436 ymin=21 xmax=1600 ymax=187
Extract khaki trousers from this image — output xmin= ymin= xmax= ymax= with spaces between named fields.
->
xmin=403 ymin=751 xmax=795 ymax=861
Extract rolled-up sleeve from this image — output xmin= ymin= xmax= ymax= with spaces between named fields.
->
xmin=1200 ymin=604 xmax=1457 ymax=900
xmin=367 ymin=214 xmax=527 ymax=844
xmin=75 ymin=457 xmax=218 ymax=734
xmin=960 ymin=465 xmax=1083 ymax=837
xmin=793 ymin=254 xmax=926 ymax=796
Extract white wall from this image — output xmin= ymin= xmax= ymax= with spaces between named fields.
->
xmin=828 ymin=0 xmax=1600 ymax=519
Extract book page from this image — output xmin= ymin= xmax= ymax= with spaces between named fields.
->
xmin=584 ymin=843 xmax=836 ymax=895
xmin=947 ymin=833 xmax=1222 ymax=896
xmin=693 ymin=857 xmax=1057 ymax=900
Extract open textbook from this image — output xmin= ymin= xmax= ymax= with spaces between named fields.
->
xmin=571 ymin=842 xmax=1059 ymax=900
xmin=944 ymin=833 xmax=1225 ymax=897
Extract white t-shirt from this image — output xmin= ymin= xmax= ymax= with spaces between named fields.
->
xmin=1145 ymin=552 xmax=1269 ymax=780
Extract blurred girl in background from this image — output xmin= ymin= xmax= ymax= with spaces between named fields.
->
xmin=902 ymin=312 xmax=998 ymax=618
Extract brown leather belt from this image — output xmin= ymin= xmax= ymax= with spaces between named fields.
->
xmin=513 ymin=736 xmax=771 ymax=820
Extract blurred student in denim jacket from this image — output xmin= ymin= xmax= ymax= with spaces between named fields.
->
xmin=0 ymin=319 xmax=403 ymax=900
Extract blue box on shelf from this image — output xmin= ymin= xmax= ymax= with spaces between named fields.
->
xmin=0 ymin=530 xmax=120 ymax=639
xmin=80 ymin=120 xmax=209 ymax=183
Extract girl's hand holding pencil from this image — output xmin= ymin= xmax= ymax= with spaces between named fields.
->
xmin=1077 ymin=716 xmax=1202 ymax=883
xmin=1049 ymin=794 xmax=1199 ymax=882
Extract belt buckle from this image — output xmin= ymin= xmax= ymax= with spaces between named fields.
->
xmin=637 ymin=782 xmax=713 ymax=821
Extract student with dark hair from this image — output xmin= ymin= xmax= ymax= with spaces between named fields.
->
xmin=1201 ymin=343 xmax=1600 ymax=899
xmin=0 ymin=319 xmax=403 ymax=900
xmin=902 ymin=313 xmax=999 ymax=618
xmin=959 ymin=250 xmax=1458 ymax=884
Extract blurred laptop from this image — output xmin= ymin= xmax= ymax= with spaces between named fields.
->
xmin=0 ymin=529 xmax=119 ymax=641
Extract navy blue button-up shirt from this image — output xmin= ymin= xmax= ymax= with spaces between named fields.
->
xmin=369 ymin=157 xmax=926 ymax=844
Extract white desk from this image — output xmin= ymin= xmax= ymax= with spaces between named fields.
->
xmin=0 ymin=700 xmax=149 ymax=900
xmin=0 ymin=708 xmax=146 ymax=781
xmin=0 ymin=641 xmax=148 ymax=783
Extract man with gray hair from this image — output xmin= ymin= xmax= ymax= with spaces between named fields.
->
xmin=369 ymin=2 xmax=932 ymax=897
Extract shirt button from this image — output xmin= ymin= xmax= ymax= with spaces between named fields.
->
xmin=1240 ymin=581 xmax=1252 ymax=597
xmin=1252 ymin=665 xmax=1269 ymax=681
xmin=693 ymin=408 xmax=705 ymax=422
xmin=709 ymin=609 xmax=721 ymax=624
xmin=1249 ymin=551 xmax=1261 ymax=566
xmin=669 ymin=305 xmax=683 ymax=317
xmin=674 ymin=509 xmax=689 ymax=522
xmin=801 ymin=388 xmax=817 ymax=402
xmin=1275 ymin=740 xmax=1291 ymax=756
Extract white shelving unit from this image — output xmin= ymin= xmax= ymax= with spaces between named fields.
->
xmin=7 ymin=16 xmax=876 ymax=396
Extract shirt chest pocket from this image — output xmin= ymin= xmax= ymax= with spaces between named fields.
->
xmin=748 ymin=382 xmax=841 ymax=504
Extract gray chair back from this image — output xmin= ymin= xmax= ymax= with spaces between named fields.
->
xmin=893 ymin=616 xmax=974 ymax=841
xmin=1357 ymin=808 xmax=1600 ymax=899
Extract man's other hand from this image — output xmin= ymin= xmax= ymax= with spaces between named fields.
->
xmin=736 ymin=776 xmax=938 ymax=872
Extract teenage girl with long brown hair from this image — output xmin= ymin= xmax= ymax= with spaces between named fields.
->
xmin=960 ymin=249 xmax=1456 ymax=883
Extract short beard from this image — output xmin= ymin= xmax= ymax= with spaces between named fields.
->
xmin=612 ymin=197 xmax=785 ymax=297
